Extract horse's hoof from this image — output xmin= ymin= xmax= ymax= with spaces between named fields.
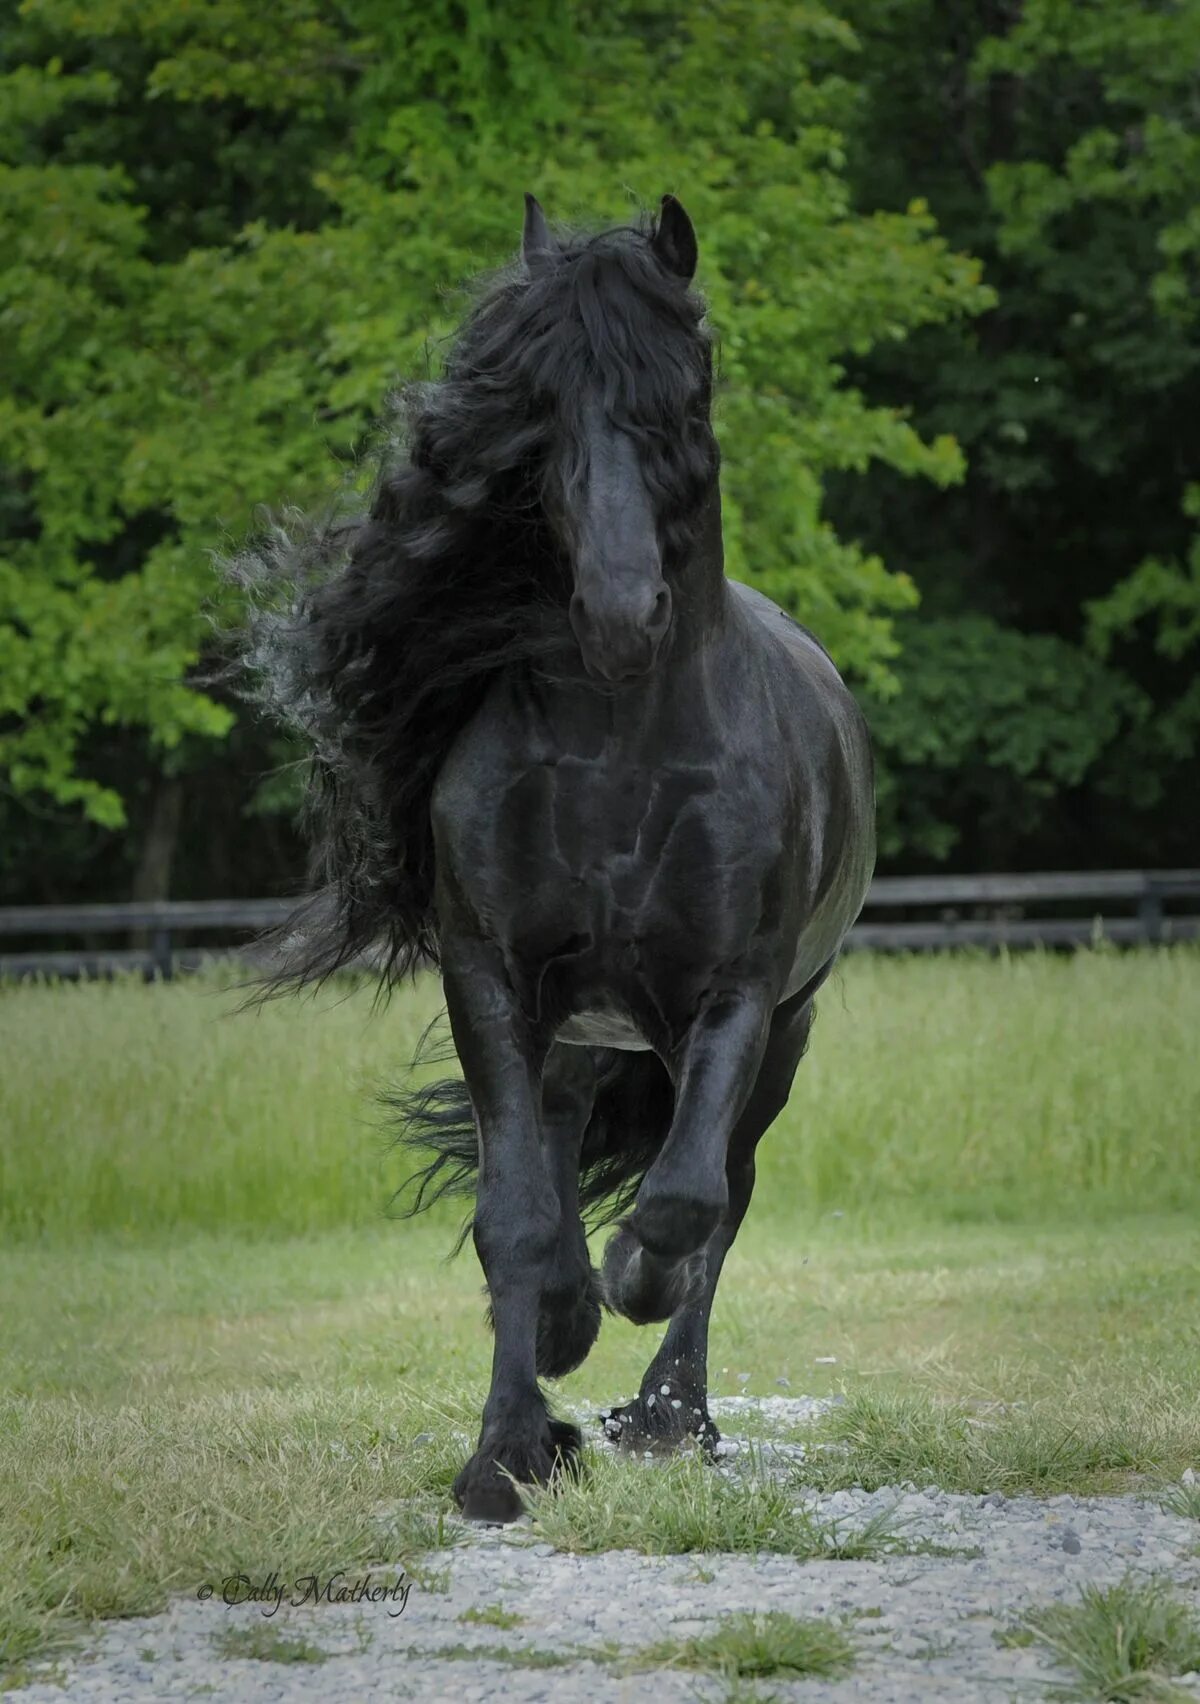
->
xmin=599 ymin=1380 xmax=720 ymax=1455
xmin=455 ymin=1469 xmax=526 ymax=1525
xmin=601 ymin=1224 xmax=707 ymax=1325
xmin=452 ymin=1417 xmax=583 ymax=1524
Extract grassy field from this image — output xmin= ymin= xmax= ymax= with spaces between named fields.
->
xmin=3 ymin=946 xmax=1199 ymax=1240
xmin=2 ymin=949 xmax=1199 ymax=1675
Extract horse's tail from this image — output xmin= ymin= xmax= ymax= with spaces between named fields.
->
xmin=577 ymin=1051 xmax=675 ymax=1222
xmin=384 ymin=1074 xmax=480 ymax=1252
xmin=388 ymin=1050 xmax=673 ymax=1251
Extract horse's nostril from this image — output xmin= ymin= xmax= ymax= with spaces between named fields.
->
xmin=570 ymin=580 xmax=670 ymax=679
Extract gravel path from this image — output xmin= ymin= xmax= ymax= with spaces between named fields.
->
xmin=9 ymin=1399 xmax=1200 ymax=1703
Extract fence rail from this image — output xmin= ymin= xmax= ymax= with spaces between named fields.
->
xmin=2 ymin=870 xmax=1199 ymax=980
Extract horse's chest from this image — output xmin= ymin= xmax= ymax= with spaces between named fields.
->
xmin=449 ymin=753 xmax=779 ymax=990
xmin=496 ymin=758 xmax=719 ymax=916
xmin=519 ymin=758 xmax=708 ymax=877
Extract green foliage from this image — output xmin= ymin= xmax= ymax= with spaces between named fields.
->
xmin=809 ymin=1388 xmax=1200 ymax=1499
xmin=459 ymin=1603 xmax=525 ymax=1631
xmin=211 ymin=1624 xmax=331 ymax=1665
xmin=1084 ymin=487 xmax=1200 ymax=810
xmin=3 ymin=1210 xmax=1200 ymax=1672
xmin=864 ymin=616 xmax=1148 ymax=860
xmin=633 ymin=1608 xmax=856 ymax=1679
xmin=1019 ymin=1577 xmax=1200 ymax=1703
xmin=1088 ymin=494 xmax=1200 ymax=667
xmin=5 ymin=0 xmax=1195 ymax=873
xmin=0 ymin=0 xmax=986 ymax=830
xmin=5 ymin=949 xmax=1199 ymax=1242
xmin=977 ymin=0 xmax=1200 ymax=335
xmin=826 ymin=0 xmax=1200 ymax=865
xmin=523 ymin=1444 xmax=920 ymax=1561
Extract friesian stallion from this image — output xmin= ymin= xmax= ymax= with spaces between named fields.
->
xmin=239 ymin=194 xmax=875 ymax=1523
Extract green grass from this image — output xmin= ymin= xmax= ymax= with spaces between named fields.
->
xmin=2 ymin=952 xmax=1199 ymax=1678
xmin=1019 ymin=1578 xmax=1200 ymax=1702
xmin=2 ymin=1214 xmax=1199 ymax=1673
xmin=459 ymin=1603 xmax=525 ymax=1629
xmin=0 ymin=1378 xmax=465 ymax=1672
xmin=799 ymin=1388 xmax=1200 ymax=1496
xmin=402 ymin=1613 xmax=853 ymax=1680
xmin=3 ymin=947 xmax=1199 ymax=1240
xmin=0 ymin=968 xmax=443 ymax=1242
xmin=522 ymin=1446 xmax=943 ymax=1557
xmin=211 ymin=1624 xmax=333 ymax=1664
xmin=636 ymin=1609 xmax=855 ymax=1680
xmin=416 ymin=1640 xmax=584 ymax=1669
xmin=1161 ymin=1482 xmax=1200 ymax=1521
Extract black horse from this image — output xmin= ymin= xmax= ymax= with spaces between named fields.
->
xmin=240 ymin=194 xmax=875 ymax=1523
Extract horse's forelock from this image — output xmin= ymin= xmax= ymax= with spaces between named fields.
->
xmin=441 ymin=226 xmax=711 ymax=454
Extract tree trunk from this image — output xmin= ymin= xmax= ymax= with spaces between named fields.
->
xmin=132 ymin=774 xmax=184 ymax=904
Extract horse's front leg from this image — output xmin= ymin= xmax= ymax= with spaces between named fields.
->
xmin=537 ymin=1043 xmax=602 ymax=1378
xmin=441 ymin=938 xmax=581 ymax=1523
xmin=603 ymin=989 xmax=816 ymax=1451
xmin=601 ymin=988 xmax=774 ymax=1325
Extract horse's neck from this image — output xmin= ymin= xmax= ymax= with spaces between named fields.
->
xmin=674 ymin=487 xmax=727 ymax=636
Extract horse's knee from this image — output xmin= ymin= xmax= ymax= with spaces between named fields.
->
xmin=473 ymin=1196 xmax=559 ymax=1279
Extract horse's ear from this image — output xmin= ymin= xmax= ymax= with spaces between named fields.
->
xmin=651 ymin=193 xmax=698 ymax=283
xmin=522 ymin=192 xmax=555 ymax=274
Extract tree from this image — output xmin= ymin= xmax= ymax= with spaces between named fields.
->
xmin=830 ymin=0 xmax=1200 ymax=866
xmin=1 ymin=0 xmax=988 ymax=899
xmin=1 ymin=0 xmax=360 ymax=893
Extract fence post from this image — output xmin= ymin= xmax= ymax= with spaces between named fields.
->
xmin=152 ymin=924 xmax=174 ymax=981
xmin=1138 ymin=886 xmax=1164 ymax=944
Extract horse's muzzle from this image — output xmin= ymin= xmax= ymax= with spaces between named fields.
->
xmin=569 ymin=582 xmax=673 ymax=682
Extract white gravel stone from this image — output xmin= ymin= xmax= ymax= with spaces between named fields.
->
xmin=9 ymin=1397 xmax=1200 ymax=1704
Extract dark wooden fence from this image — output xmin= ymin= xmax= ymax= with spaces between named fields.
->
xmin=2 ymin=870 xmax=1198 ymax=980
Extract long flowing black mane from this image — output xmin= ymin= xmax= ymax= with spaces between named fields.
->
xmin=233 ymin=209 xmax=716 ymax=989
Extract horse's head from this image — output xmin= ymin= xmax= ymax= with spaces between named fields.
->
xmin=519 ymin=194 xmax=719 ymax=683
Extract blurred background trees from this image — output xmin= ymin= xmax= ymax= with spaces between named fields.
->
xmin=1 ymin=0 xmax=1195 ymax=904
xmin=829 ymin=0 xmax=1200 ymax=865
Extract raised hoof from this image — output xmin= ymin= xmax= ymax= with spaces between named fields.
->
xmin=452 ymin=1417 xmax=583 ymax=1525
xmin=600 ymin=1224 xmax=708 ymax=1325
xmin=599 ymin=1380 xmax=720 ymax=1456
xmin=536 ymin=1269 xmax=603 ymax=1378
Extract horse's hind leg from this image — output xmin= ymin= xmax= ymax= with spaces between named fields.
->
xmin=441 ymin=938 xmax=580 ymax=1523
xmin=603 ymin=991 xmax=815 ymax=1453
xmin=536 ymin=1044 xmax=602 ymax=1378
